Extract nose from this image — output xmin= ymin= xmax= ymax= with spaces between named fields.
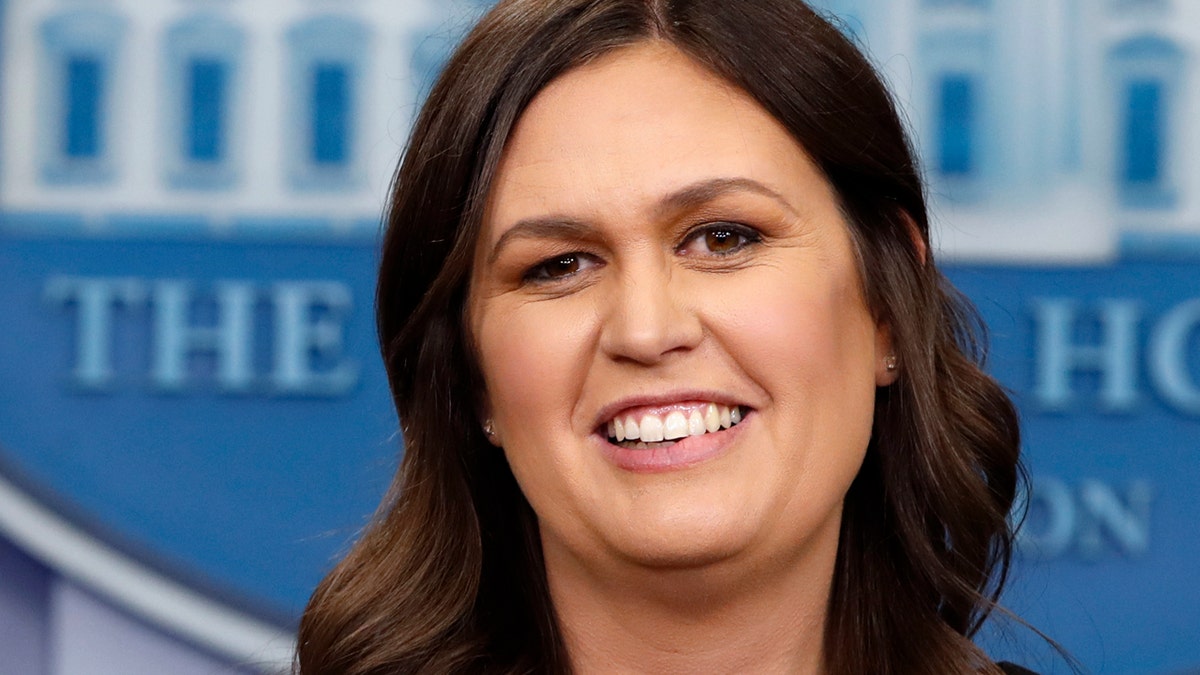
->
xmin=598 ymin=260 xmax=703 ymax=365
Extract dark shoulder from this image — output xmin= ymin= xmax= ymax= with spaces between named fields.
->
xmin=998 ymin=663 xmax=1040 ymax=675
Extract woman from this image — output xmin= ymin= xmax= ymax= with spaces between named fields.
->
xmin=297 ymin=1 xmax=1032 ymax=673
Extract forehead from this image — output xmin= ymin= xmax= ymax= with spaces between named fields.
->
xmin=484 ymin=41 xmax=836 ymax=230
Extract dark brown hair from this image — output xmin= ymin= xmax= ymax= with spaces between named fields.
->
xmin=297 ymin=1 xmax=1022 ymax=673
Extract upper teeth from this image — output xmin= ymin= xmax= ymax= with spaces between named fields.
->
xmin=606 ymin=403 xmax=743 ymax=443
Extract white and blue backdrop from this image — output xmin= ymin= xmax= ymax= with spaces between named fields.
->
xmin=0 ymin=1 xmax=1197 ymax=673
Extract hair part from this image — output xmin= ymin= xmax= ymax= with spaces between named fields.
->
xmin=297 ymin=2 xmax=1023 ymax=673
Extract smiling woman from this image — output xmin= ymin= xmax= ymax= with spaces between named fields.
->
xmin=297 ymin=1 xmax=1028 ymax=674
xmin=471 ymin=45 xmax=889 ymax=640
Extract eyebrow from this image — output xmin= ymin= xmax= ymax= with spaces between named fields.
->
xmin=655 ymin=177 xmax=799 ymax=219
xmin=487 ymin=218 xmax=597 ymax=264
xmin=486 ymin=177 xmax=797 ymax=264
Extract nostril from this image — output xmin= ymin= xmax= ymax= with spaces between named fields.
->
xmin=598 ymin=287 xmax=704 ymax=365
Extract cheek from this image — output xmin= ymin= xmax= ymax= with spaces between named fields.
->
xmin=476 ymin=299 xmax=597 ymax=441
xmin=709 ymin=266 xmax=878 ymax=473
xmin=475 ymin=299 xmax=606 ymax=533
xmin=716 ymin=269 xmax=876 ymax=385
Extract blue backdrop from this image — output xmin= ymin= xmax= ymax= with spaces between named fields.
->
xmin=0 ymin=1 xmax=1197 ymax=673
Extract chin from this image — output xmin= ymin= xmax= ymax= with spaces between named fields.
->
xmin=608 ymin=514 xmax=758 ymax=570
xmin=621 ymin=545 xmax=743 ymax=571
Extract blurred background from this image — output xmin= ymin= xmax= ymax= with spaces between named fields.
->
xmin=0 ymin=0 xmax=1196 ymax=673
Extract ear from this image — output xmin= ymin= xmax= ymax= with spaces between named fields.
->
xmin=873 ymin=211 xmax=925 ymax=387
xmin=902 ymin=210 xmax=928 ymax=266
xmin=875 ymin=322 xmax=899 ymax=387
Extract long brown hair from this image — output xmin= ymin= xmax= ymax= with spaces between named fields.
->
xmin=296 ymin=1 xmax=1023 ymax=673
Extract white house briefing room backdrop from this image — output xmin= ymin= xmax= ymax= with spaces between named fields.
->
xmin=0 ymin=0 xmax=1197 ymax=673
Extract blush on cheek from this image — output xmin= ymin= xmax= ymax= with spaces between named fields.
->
xmin=480 ymin=302 xmax=597 ymax=439
xmin=733 ymin=289 xmax=845 ymax=358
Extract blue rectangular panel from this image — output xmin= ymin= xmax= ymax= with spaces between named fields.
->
xmin=1124 ymin=79 xmax=1162 ymax=185
xmin=65 ymin=57 xmax=103 ymax=159
xmin=311 ymin=63 xmax=350 ymax=165
xmin=187 ymin=59 xmax=226 ymax=162
xmin=938 ymin=74 xmax=975 ymax=177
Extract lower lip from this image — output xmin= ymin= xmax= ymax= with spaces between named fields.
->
xmin=595 ymin=412 xmax=751 ymax=473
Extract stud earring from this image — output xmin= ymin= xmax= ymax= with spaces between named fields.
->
xmin=483 ymin=419 xmax=496 ymax=438
xmin=884 ymin=354 xmax=898 ymax=372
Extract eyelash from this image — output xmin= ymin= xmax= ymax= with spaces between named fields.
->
xmin=521 ymin=222 xmax=762 ymax=284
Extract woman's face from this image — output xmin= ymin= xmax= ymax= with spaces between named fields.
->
xmin=469 ymin=43 xmax=895 ymax=574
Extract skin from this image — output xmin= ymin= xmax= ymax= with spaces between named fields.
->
xmin=468 ymin=42 xmax=897 ymax=674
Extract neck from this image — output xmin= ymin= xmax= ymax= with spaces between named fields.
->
xmin=544 ymin=531 xmax=838 ymax=675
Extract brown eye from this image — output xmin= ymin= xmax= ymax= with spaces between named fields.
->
xmin=705 ymin=229 xmax=741 ymax=253
xmin=544 ymin=255 xmax=580 ymax=277
xmin=679 ymin=222 xmax=761 ymax=257
xmin=524 ymin=253 xmax=598 ymax=283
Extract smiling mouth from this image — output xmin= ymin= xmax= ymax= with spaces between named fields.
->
xmin=605 ymin=403 xmax=746 ymax=449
